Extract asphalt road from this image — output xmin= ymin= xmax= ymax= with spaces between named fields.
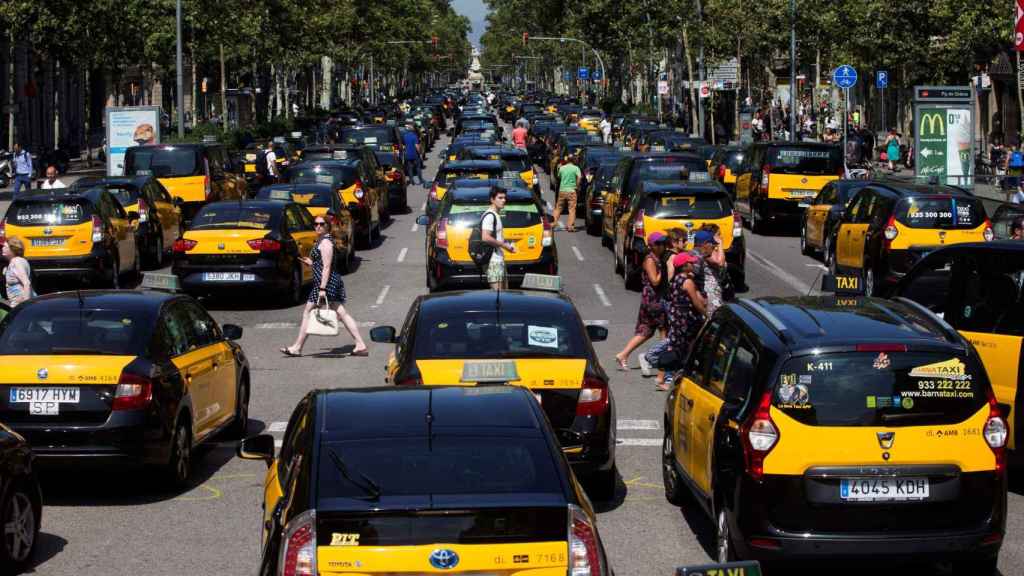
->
xmin=18 ymin=126 xmax=1024 ymax=576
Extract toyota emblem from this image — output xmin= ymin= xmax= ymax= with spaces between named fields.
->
xmin=37 ymin=368 xmax=48 ymax=380
xmin=429 ymin=549 xmax=459 ymax=570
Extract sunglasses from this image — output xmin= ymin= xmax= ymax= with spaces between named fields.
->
xmin=314 ymin=221 xmax=327 ymax=227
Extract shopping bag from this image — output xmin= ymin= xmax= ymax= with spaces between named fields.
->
xmin=306 ymin=304 xmax=339 ymax=336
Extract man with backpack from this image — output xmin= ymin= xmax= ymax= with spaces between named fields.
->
xmin=473 ymin=187 xmax=516 ymax=290
xmin=257 ymin=140 xmax=279 ymax=188
xmin=1006 ymin=143 xmax=1024 ymax=199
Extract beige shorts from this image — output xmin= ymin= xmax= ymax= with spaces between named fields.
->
xmin=556 ymin=190 xmax=578 ymax=210
xmin=486 ymin=257 xmax=506 ymax=284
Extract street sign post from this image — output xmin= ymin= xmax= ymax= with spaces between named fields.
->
xmin=913 ymin=86 xmax=974 ymax=188
xmin=592 ymin=69 xmax=603 ymax=81
xmin=833 ymin=65 xmax=857 ymax=174
xmin=877 ymin=70 xmax=889 ymax=133
xmin=578 ymin=67 xmax=589 ymax=80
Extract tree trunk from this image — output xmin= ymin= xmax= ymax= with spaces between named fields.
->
xmin=735 ymin=37 xmax=742 ymax=141
xmin=682 ymin=27 xmax=698 ymax=135
xmin=190 ymin=43 xmax=197 ymax=124
xmin=220 ymin=43 xmax=228 ymax=132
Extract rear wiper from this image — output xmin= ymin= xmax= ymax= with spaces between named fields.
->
xmin=327 ymin=448 xmax=381 ymax=501
xmin=50 ymin=347 xmax=115 ymax=355
xmin=881 ymin=412 xmax=945 ymax=425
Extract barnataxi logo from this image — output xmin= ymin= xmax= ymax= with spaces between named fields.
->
xmin=908 ymin=358 xmax=969 ymax=380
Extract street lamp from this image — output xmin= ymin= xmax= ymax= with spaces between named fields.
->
xmin=176 ymin=0 xmax=184 ymax=138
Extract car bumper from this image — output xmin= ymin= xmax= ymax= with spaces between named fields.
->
xmin=758 ymin=198 xmax=808 ymax=221
xmin=10 ymin=410 xmax=168 ymax=464
xmin=30 ymin=252 xmax=112 ymax=284
xmin=431 ymin=249 xmax=558 ymax=289
xmin=172 ymin=260 xmax=290 ymax=293
xmin=560 ymin=407 xmax=616 ymax=474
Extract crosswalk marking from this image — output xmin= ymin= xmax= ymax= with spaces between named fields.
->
xmin=617 ymin=438 xmax=662 ymax=447
xmin=397 ymin=247 xmax=408 ymax=263
xmin=267 ymin=421 xmax=288 ymax=432
xmin=617 ymin=419 xmax=660 ymax=430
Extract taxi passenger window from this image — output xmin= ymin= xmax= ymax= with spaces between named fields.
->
xmin=278 ymin=399 xmax=310 ymax=482
xmin=949 ymin=254 xmax=1024 ymax=337
xmin=159 ymin=306 xmax=191 ymax=357
xmin=685 ymin=319 xmax=720 ymax=383
xmin=900 ymin=253 xmax=953 ymax=317
xmin=179 ymin=302 xmax=220 ymax=348
xmin=285 ymin=207 xmax=305 ymax=232
xmin=724 ymin=339 xmax=757 ymax=403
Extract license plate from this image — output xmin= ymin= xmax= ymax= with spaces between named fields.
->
xmin=31 ymin=237 xmax=64 ymax=247
xmin=203 ymin=272 xmax=254 ymax=281
xmin=840 ymin=477 xmax=929 ymax=501
xmin=10 ymin=387 xmax=79 ymax=412
xmin=244 ymin=164 xmax=256 ymax=173
xmin=788 ymin=189 xmax=817 ymax=198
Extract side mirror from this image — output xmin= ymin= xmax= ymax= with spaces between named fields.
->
xmin=586 ymin=324 xmax=609 ymax=342
xmin=173 ymin=197 xmax=185 ymax=207
xmin=222 ymin=323 xmax=243 ymax=340
xmin=415 ymin=214 xmax=430 ymax=226
xmin=237 ymin=434 xmax=275 ymax=467
xmin=370 ymin=325 xmax=397 ymax=343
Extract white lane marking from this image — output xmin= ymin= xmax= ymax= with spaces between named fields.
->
xmin=411 ymin=222 xmax=419 ymax=232
xmin=616 ymin=438 xmax=662 ymax=447
xmin=373 ymin=285 xmax=391 ymax=307
xmin=267 ymin=421 xmax=288 ymax=432
xmin=585 ymin=319 xmax=609 ymax=326
xmin=806 ymin=263 xmax=829 ymax=272
xmin=593 ymin=283 xmax=612 ymax=307
xmin=617 ymin=419 xmax=660 ymax=430
xmin=571 ymin=245 xmax=585 ymax=262
xmin=254 ymin=322 xmax=298 ymax=330
xmin=358 ymin=321 xmax=376 ymax=328
xmin=420 ymin=201 xmax=427 ymax=211
xmin=397 ymin=247 xmax=408 ymax=263
xmin=747 ymin=249 xmax=816 ymax=295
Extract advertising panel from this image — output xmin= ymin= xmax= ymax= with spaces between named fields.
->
xmin=105 ymin=106 xmax=161 ymax=176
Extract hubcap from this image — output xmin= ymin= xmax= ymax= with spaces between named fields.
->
xmin=866 ymin=268 xmax=874 ymax=296
xmin=716 ymin=510 xmax=730 ymax=563
xmin=175 ymin=426 xmax=190 ymax=482
xmin=4 ymin=491 xmax=34 ymax=562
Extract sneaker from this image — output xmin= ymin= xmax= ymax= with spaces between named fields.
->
xmin=638 ymin=353 xmax=653 ymax=377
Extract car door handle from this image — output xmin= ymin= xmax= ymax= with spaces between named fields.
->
xmin=683 ymin=396 xmax=694 ymax=408
xmin=707 ymin=414 xmax=715 ymax=423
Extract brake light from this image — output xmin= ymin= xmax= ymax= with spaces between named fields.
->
xmin=204 ymin=174 xmax=212 ymax=200
xmin=576 ymin=376 xmax=609 ymax=417
xmin=112 ymin=372 xmax=153 ymax=411
xmin=984 ymin=386 xmax=1008 ymax=474
xmin=733 ymin=212 xmax=743 ymax=238
xmin=856 ymin=343 xmax=909 ymax=352
xmin=740 ymin=390 xmax=778 ymax=481
xmin=717 ymin=164 xmax=726 ymax=180
xmin=883 ymin=214 xmax=898 ymax=247
xmin=91 ymin=215 xmax=105 ymax=243
xmin=279 ymin=509 xmax=317 ymax=576
xmin=353 ymin=179 xmax=366 ymax=202
xmin=568 ymin=504 xmax=604 ymax=576
xmin=386 ymin=169 xmax=402 ymax=182
xmin=542 ymin=216 xmax=553 ymax=247
xmin=983 ymin=218 xmax=994 ymax=242
xmin=0 ymin=218 xmax=7 ymax=246
xmin=247 ymin=237 xmax=282 ymax=252
xmin=632 ymin=209 xmax=645 ymax=240
xmin=436 ymin=218 xmax=449 ymax=250
xmin=137 ymin=197 xmax=149 ymax=223
xmin=759 ymin=165 xmax=770 ymax=194
xmin=172 ymin=238 xmax=197 ymax=253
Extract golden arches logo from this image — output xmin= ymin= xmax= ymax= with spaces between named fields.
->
xmin=920 ymin=112 xmax=945 ymax=136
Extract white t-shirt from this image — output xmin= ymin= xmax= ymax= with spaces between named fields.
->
xmin=41 ymin=179 xmax=66 ymax=190
xmin=600 ymin=119 xmax=611 ymax=142
xmin=1011 ymin=190 xmax=1024 ymax=205
xmin=265 ymin=149 xmax=278 ymax=175
xmin=481 ymin=209 xmax=504 ymax=264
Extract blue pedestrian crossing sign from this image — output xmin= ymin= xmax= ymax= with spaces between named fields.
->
xmin=578 ymin=67 xmax=589 ymax=80
xmin=876 ymin=70 xmax=888 ymax=89
xmin=833 ymin=65 xmax=857 ymax=89
xmin=563 ymin=70 xmax=572 ymax=81
xmin=592 ymin=69 xmax=603 ymax=81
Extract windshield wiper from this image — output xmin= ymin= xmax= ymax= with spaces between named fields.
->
xmin=50 ymin=347 xmax=116 ymax=355
xmin=327 ymin=448 xmax=381 ymax=501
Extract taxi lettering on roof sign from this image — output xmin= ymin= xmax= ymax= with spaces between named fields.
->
xmin=675 ymin=561 xmax=762 ymax=576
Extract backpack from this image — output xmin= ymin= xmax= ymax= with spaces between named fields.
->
xmin=1011 ymin=151 xmax=1024 ymax=168
xmin=468 ymin=211 xmax=497 ymax=270
xmin=255 ymin=150 xmax=270 ymax=176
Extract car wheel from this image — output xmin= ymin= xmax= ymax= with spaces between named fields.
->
xmin=716 ymin=507 xmax=738 ymax=563
xmin=601 ymin=225 xmax=612 ymax=248
xmin=338 ymin=248 xmax=352 ymax=275
xmin=586 ymin=465 xmax=617 ymax=502
xmin=824 ymin=233 xmax=835 ymax=271
xmin=164 ymin=418 xmax=192 ymax=489
xmin=0 ymin=480 xmax=40 ymax=570
xmin=662 ymin=429 xmax=686 ymax=505
xmin=227 ymin=378 xmax=250 ymax=439
xmin=750 ymin=205 xmax=764 ymax=234
xmin=865 ymin=266 xmax=876 ymax=297
xmin=286 ymin=265 xmax=302 ymax=306
xmin=799 ymin=222 xmax=812 ymax=255
xmin=426 ymin=262 xmax=438 ymax=292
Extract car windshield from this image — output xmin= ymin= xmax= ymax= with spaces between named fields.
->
xmin=773 ymin=352 xmax=987 ymax=427
xmin=769 ymin=147 xmax=841 ymax=175
xmin=644 ymin=192 xmax=731 ymax=218
xmin=257 ymin=188 xmax=332 ymax=208
xmin=634 ymin=162 xmax=711 ymax=183
xmin=94 ymin=185 xmax=141 ymax=206
xmin=7 ymin=200 xmax=92 ymax=226
xmin=0 ymin=307 xmax=150 ymax=356
xmin=413 ymin=308 xmax=585 ymax=359
xmin=190 ymin=205 xmax=276 ymax=230
xmin=341 ymin=128 xmax=395 ymax=150
xmin=896 ymin=196 xmax=984 ymax=230
xmin=125 ymin=147 xmax=199 ymax=178
xmin=442 ymin=169 xmax=501 ymax=183
xmin=289 ymin=165 xmax=358 ymax=189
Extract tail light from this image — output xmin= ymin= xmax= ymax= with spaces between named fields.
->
xmin=717 ymin=164 xmax=726 ymax=180
xmin=984 ymin=386 xmax=1008 ymax=474
xmin=436 ymin=218 xmax=449 ymax=250
xmin=632 ymin=209 xmax=645 ymax=240
xmin=759 ymin=165 xmax=770 ymax=194
xmin=172 ymin=238 xmax=197 ymax=253
xmin=204 ymin=174 xmax=212 ymax=200
xmin=279 ymin=509 xmax=317 ymax=576
xmin=0 ymin=218 xmax=7 ymax=246
xmin=112 ymin=372 xmax=153 ymax=411
xmin=247 ymin=237 xmax=282 ymax=252
xmin=568 ymin=504 xmax=604 ymax=576
xmin=733 ymin=212 xmax=743 ymax=238
xmin=430 ymin=183 xmax=440 ymax=201
xmin=739 ymin=390 xmax=778 ymax=481
xmin=542 ymin=216 xmax=553 ymax=247
xmin=883 ymin=215 xmax=898 ymax=247
xmin=137 ymin=197 xmax=149 ymax=223
xmin=576 ymin=376 xmax=609 ymax=417
xmin=353 ymin=179 xmax=366 ymax=202
xmin=386 ymin=169 xmax=402 ymax=182
xmin=91 ymin=215 xmax=105 ymax=243
xmin=983 ymin=218 xmax=994 ymax=242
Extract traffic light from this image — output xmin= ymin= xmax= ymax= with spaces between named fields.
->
xmin=522 ymin=32 xmax=529 ymax=47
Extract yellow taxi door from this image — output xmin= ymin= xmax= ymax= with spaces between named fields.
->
xmin=835 ymin=192 xmax=872 ymax=270
xmin=149 ymin=181 xmax=181 ymax=247
xmin=263 ymin=399 xmax=312 ymax=547
xmin=183 ymin=301 xmax=238 ymax=430
xmin=674 ymin=323 xmax=718 ymax=485
xmin=167 ymin=303 xmax=225 ymax=441
xmin=102 ymin=193 xmax=136 ymax=271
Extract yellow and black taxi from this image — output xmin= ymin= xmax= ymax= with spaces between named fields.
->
xmin=288 ymin=158 xmax=388 ymax=249
xmin=0 ymin=422 xmax=42 ymax=571
xmin=340 ymin=125 xmax=403 ymax=155
xmin=419 ymin=184 xmax=555 ymax=290
xmin=708 ymin=145 xmax=745 ymax=193
xmin=643 ymin=131 xmax=705 ymax=153
xmin=831 ymin=181 xmax=992 ymax=295
xmin=372 ymin=150 xmax=409 ymax=213
xmin=662 ymin=293 xmax=1007 ymax=572
xmin=0 ymin=288 xmax=249 ymax=488
xmin=123 ymin=143 xmax=247 ymax=221
xmin=237 ymin=386 xmax=613 ymax=576
xmin=255 ymin=183 xmax=347 ymax=222
xmin=171 ymin=200 xmax=326 ymax=304
xmin=798 ymin=179 xmax=873 ymax=265
xmin=457 ymin=146 xmax=536 ymax=193
xmin=428 ymin=160 xmax=505 ymax=218
xmin=615 ymin=180 xmax=745 ymax=289
xmin=74 ymin=176 xmax=183 ymax=269
xmin=733 ymin=142 xmax=842 ymax=233
xmin=368 ymin=282 xmax=617 ymax=497
xmin=1 ymin=188 xmax=141 ymax=288
xmin=889 ymin=241 xmax=1024 ymax=460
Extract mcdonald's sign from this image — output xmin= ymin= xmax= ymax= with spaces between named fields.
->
xmin=920 ymin=112 xmax=945 ymax=136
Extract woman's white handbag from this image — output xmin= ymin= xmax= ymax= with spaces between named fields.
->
xmin=306 ymin=304 xmax=339 ymax=336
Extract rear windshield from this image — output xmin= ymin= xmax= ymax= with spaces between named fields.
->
xmin=502 ymin=157 xmax=531 ymax=172
xmin=773 ymin=352 xmax=987 ymax=427
xmin=414 ymin=308 xmax=585 ymax=359
xmin=444 ymin=202 xmax=542 ymax=229
xmin=442 ymin=169 xmax=502 ymax=184
xmin=635 ymin=162 xmax=711 ymax=183
xmin=125 ymin=147 xmax=200 ymax=178
xmin=896 ymin=197 xmax=984 ymax=229
xmin=8 ymin=200 xmax=92 ymax=226
xmin=317 ymin=437 xmax=561 ymax=499
xmin=722 ymin=151 xmax=744 ymax=170
xmin=644 ymin=192 xmax=731 ymax=218
xmin=0 ymin=307 xmax=150 ymax=356
xmin=340 ymin=128 xmax=395 ymax=149
xmin=95 ymin=185 xmax=141 ymax=206
xmin=190 ymin=205 xmax=276 ymax=230
xmin=289 ymin=165 xmax=358 ymax=189
xmin=768 ymin=147 xmax=841 ymax=175
xmin=257 ymin=188 xmax=332 ymax=208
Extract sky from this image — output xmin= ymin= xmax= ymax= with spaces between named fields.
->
xmin=452 ymin=0 xmax=488 ymax=46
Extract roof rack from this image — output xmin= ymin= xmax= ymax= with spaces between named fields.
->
xmin=737 ymin=298 xmax=791 ymax=343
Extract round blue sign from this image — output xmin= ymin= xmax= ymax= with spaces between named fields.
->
xmin=833 ymin=65 xmax=857 ymax=89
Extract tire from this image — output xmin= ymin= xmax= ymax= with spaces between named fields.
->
xmin=586 ymin=465 xmax=617 ymax=502
xmin=865 ymin=266 xmax=876 ymax=297
xmin=800 ymin=221 xmax=812 ymax=255
xmin=662 ymin=428 xmax=686 ymax=505
xmin=716 ymin=507 xmax=739 ymax=563
xmin=951 ymin=553 xmax=998 ymax=575
xmin=426 ymin=262 xmax=438 ymax=292
xmin=824 ymin=233 xmax=835 ymax=271
xmin=338 ymin=247 xmax=352 ymax=275
xmin=164 ymin=418 xmax=193 ymax=490
xmin=227 ymin=378 xmax=249 ymax=439
xmin=750 ymin=204 xmax=765 ymax=235
xmin=285 ymin=265 xmax=302 ymax=306
xmin=0 ymin=479 xmax=40 ymax=571
xmin=601 ymin=226 xmax=612 ymax=248
xmin=358 ymin=222 xmax=373 ymax=250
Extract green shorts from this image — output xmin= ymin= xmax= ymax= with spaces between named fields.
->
xmin=487 ymin=257 xmax=506 ymax=284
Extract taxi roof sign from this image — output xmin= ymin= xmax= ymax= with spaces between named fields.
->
xmin=331 ymin=150 xmax=349 ymax=160
xmin=290 ymin=131 xmax=303 ymax=138
xmin=820 ymin=272 xmax=865 ymax=296
xmin=461 ymin=360 xmax=521 ymax=383
xmin=676 ymin=561 xmax=761 ymax=576
xmin=141 ymin=273 xmax=181 ymax=292
xmin=520 ymin=273 xmax=562 ymax=292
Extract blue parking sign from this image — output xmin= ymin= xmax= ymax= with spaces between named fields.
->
xmin=876 ymin=70 xmax=888 ymax=89
xmin=592 ymin=69 xmax=603 ymax=81
xmin=578 ymin=67 xmax=589 ymax=80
